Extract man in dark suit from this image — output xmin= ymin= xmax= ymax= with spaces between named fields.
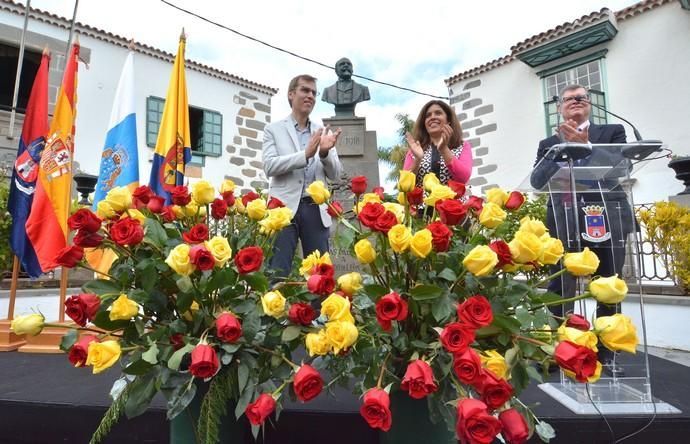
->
xmin=531 ymin=84 xmax=634 ymax=374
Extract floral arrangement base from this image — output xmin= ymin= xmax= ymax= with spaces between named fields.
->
xmin=380 ymin=391 xmax=455 ymax=444
xmin=0 ymin=320 xmax=26 ymax=351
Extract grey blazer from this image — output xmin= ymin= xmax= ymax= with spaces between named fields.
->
xmin=262 ymin=116 xmax=343 ymax=228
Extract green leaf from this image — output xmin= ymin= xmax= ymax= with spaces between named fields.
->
xmin=124 ymin=374 xmax=157 ymax=419
xmin=82 ymin=279 xmax=122 ymax=296
xmin=505 ymin=345 xmax=520 ymax=367
xmin=363 ymin=284 xmax=388 ymax=300
xmin=242 ymin=272 xmax=269 ymax=293
xmin=122 ymin=359 xmax=154 ymax=376
xmin=491 ymin=314 xmax=522 ymax=333
xmin=511 ymin=362 xmax=530 ymax=393
xmin=166 ymin=380 xmax=197 ymax=420
xmin=437 ymin=268 xmax=457 ymax=282
xmin=176 ymin=276 xmax=194 ymax=294
xmin=59 ymin=329 xmax=79 ymax=352
xmin=281 ymin=325 xmax=301 ymax=342
xmin=431 ymin=295 xmax=453 ymax=323
xmin=410 ymin=285 xmax=443 ymax=301
xmin=526 ymin=365 xmax=544 ymax=383
xmin=168 ymin=344 xmax=194 ymax=371
xmin=536 ymin=421 xmax=556 ymax=442
xmin=91 ymin=311 xmax=131 ymax=331
xmin=238 ymin=362 xmax=250 ymax=394
xmin=144 ymin=218 xmax=168 ymax=248
xmin=334 ymin=224 xmax=357 ymax=252
xmin=221 ymin=343 xmax=241 ymax=354
xmin=142 ymin=343 xmax=159 ymax=364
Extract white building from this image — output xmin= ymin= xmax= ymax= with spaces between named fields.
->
xmin=445 ymin=0 xmax=690 ymax=204
xmin=0 ymin=0 xmax=277 ymax=193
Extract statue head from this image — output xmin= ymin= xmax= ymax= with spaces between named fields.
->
xmin=335 ymin=58 xmax=353 ymax=81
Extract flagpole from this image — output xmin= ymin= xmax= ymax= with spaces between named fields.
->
xmin=7 ymin=256 xmax=20 ymax=320
xmin=7 ymin=0 xmax=31 ymax=140
xmin=58 ymin=267 xmax=68 ymax=323
xmin=64 ymin=0 xmax=79 ymax=61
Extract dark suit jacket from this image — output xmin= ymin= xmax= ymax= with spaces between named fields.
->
xmin=530 ymin=123 xmax=634 ymax=249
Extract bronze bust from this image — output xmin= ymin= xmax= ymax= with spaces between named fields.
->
xmin=321 ymin=57 xmax=370 ymax=117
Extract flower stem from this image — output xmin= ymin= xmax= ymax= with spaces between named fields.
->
xmin=376 ymin=351 xmax=392 ymax=388
xmin=535 ymin=268 xmax=568 ymax=288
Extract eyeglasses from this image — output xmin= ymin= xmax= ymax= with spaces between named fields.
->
xmin=298 ymin=86 xmax=318 ymax=97
xmin=560 ymin=94 xmax=589 ymax=104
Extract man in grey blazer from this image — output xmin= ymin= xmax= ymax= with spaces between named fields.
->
xmin=262 ymin=74 xmax=343 ymax=277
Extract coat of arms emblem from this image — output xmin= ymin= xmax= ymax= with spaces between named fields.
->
xmin=581 ymin=204 xmax=611 ymax=243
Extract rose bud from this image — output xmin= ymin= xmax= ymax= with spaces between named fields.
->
xmin=457 ymin=295 xmax=493 ymax=329
xmin=307 ymin=273 xmax=335 ymax=296
xmin=241 ymin=191 xmax=261 ymax=207
xmin=215 ymin=312 xmax=242 ymax=343
xmin=504 ymin=191 xmax=526 ymax=211
xmin=267 ymin=196 xmax=285 ymax=209
xmin=426 ymin=221 xmax=452 ymax=252
xmin=436 ymin=199 xmax=468 ymax=226
xmin=373 ymin=211 xmax=398 ymax=234
xmin=189 ymin=344 xmax=219 ymax=379
xmin=489 ymin=240 xmax=513 ymax=268
xmin=447 ymin=180 xmax=466 ymax=199
xmin=68 ymin=335 xmax=99 ymax=367
xmin=67 ymin=208 xmax=102 ymax=233
xmin=55 ymin=245 xmax=84 ymax=268
xmin=189 ymin=244 xmax=216 ymax=271
xmin=372 ymin=186 xmax=385 ymax=200
xmin=406 ymin=187 xmax=424 ymax=206
xmin=554 ymin=340 xmax=600 ymax=383
xmin=170 ymin=333 xmax=185 ymax=351
xmin=466 ymin=195 xmax=484 ymax=213
xmin=182 ymin=223 xmax=209 ymax=244
xmin=161 ymin=205 xmax=176 ymax=222
xmin=65 ymin=293 xmax=101 ymax=327
xmin=499 ymin=408 xmax=530 ymax=444
xmin=210 ymin=198 xmax=228 ymax=220
xmin=359 ymin=388 xmax=392 ymax=431
xmin=132 ymin=185 xmax=154 ymax=208
xmin=293 ymin=364 xmax=323 ymax=402
xmin=358 ymin=202 xmax=385 ymax=228
xmin=245 ymin=393 xmax=276 ymax=426
xmin=350 ymin=176 xmax=368 ymax=195
xmin=170 ymin=185 xmax=191 ymax=206
xmin=453 ymin=348 xmax=483 ymax=385
xmin=456 ymin=398 xmax=502 ymax=444
xmin=327 ymin=201 xmax=344 ymax=217
xmin=109 ymin=218 xmax=144 ymax=246
xmin=440 ymin=322 xmax=476 ymax=354
xmin=401 ymin=360 xmax=438 ymax=399
xmin=565 ymin=313 xmax=591 ymax=331
xmin=288 ymin=302 xmax=317 ymax=326
xmin=73 ymin=230 xmax=105 ymax=248
xmin=375 ymin=292 xmax=408 ymax=332
xmin=474 ymin=369 xmax=514 ymax=410
xmin=146 ymin=195 xmax=166 ymax=213
xmin=221 ymin=190 xmax=235 ymax=206
xmin=234 ymin=246 xmax=264 ymax=274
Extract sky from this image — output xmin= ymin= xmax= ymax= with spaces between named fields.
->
xmin=21 ymin=0 xmax=639 ymax=181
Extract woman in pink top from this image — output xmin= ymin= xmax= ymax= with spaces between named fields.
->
xmin=403 ymin=100 xmax=473 ymax=187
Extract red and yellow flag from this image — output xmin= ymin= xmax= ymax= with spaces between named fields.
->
xmin=26 ymin=43 xmax=79 ymax=271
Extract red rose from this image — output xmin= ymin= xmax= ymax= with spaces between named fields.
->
xmin=565 ymin=313 xmax=591 ymax=331
xmin=358 ymin=202 xmax=385 ymax=228
xmin=448 ymin=180 xmax=466 ymax=199
xmin=489 ymin=240 xmax=513 ymax=268
xmin=147 ymin=195 xmax=166 ymax=214
xmin=182 ymin=223 xmax=209 ymax=244
xmin=241 ymin=191 xmax=261 ymax=207
xmin=210 ymin=198 xmax=228 ymax=220
xmin=170 ymin=333 xmax=185 ymax=350
xmin=327 ymin=201 xmax=343 ymax=217
xmin=373 ymin=211 xmax=398 ymax=234
xmin=504 ymin=191 xmax=526 ymax=211
xmin=351 ymin=176 xmax=368 ymax=195
xmin=170 ymin=185 xmax=191 ymax=206
xmin=499 ymin=408 xmax=529 ymax=444
xmin=189 ymin=344 xmax=219 ymax=379
xmin=456 ymin=398 xmax=502 ymax=444
xmin=215 ymin=312 xmax=242 ymax=343
xmin=401 ymin=360 xmax=438 ymax=399
xmin=55 ymin=245 xmax=84 ymax=268
xmin=267 ymin=196 xmax=285 ymax=209
xmin=375 ymin=292 xmax=408 ymax=332
xmin=407 ymin=187 xmax=424 ymax=206
xmin=73 ymin=230 xmax=105 ymax=248
xmin=65 ymin=293 xmax=101 ymax=327
xmin=466 ymin=195 xmax=484 ymax=213
xmin=554 ymin=340 xmax=599 ymax=382
xmin=436 ymin=199 xmax=468 ymax=226
xmin=474 ymin=369 xmax=514 ymax=410
xmin=307 ymin=273 xmax=336 ymax=296
xmin=221 ymin=190 xmax=235 ymax=206
xmin=293 ymin=364 xmax=323 ymax=402
xmin=457 ymin=295 xmax=493 ymax=328
xmin=453 ymin=348 xmax=483 ymax=385
xmin=109 ymin=218 xmax=144 ymax=246
xmin=245 ymin=393 xmax=276 ymax=426
xmin=310 ymin=263 xmax=335 ymax=277
xmin=427 ymin=221 xmax=452 ymax=252
xmin=67 ymin=208 xmax=102 ymax=233
xmin=440 ymin=322 xmax=476 ymax=354
xmin=359 ymin=388 xmax=392 ymax=431
xmin=68 ymin=335 xmax=98 ymax=367
xmin=288 ymin=302 xmax=317 ymax=326
xmin=132 ymin=185 xmax=154 ymax=208
xmin=234 ymin=246 xmax=264 ymax=274
xmin=189 ymin=244 xmax=215 ymax=271
xmin=372 ymin=186 xmax=385 ymax=200
xmin=161 ymin=205 xmax=176 ymax=222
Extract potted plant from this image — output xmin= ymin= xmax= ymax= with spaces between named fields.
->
xmin=668 ymin=154 xmax=690 ymax=195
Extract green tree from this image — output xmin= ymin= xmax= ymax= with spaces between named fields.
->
xmin=377 ymin=113 xmax=414 ymax=184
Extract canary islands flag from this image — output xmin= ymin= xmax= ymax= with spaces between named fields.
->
xmin=26 ymin=43 xmax=79 ymax=272
xmin=7 ymin=51 xmax=50 ymax=278
xmin=148 ymin=33 xmax=191 ymax=202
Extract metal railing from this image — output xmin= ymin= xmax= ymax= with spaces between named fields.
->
xmin=632 ymin=203 xmax=678 ymax=285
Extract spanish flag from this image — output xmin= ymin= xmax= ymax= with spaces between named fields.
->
xmin=148 ymin=32 xmax=191 ymax=203
xmin=26 ymin=43 xmax=79 ymax=271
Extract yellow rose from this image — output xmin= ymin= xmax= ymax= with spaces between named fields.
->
xmin=519 ymin=216 xmax=548 ymax=237
xmin=397 ymin=192 xmax=408 ymax=205
xmin=182 ymin=300 xmax=200 ymax=322
xmin=388 ymin=224 xmax=411 ymax=253
xmin=410 ymin=229 xmax=433 ymax=258
xmin=306 ymin=180 xmax=330 ymax=204
xmin=246 ymin=198 xmax=268 ymax=221
xmin=86 ymin=340 xmax=121 ymax=374
xmin=325 ymin=321 xmax=359 ymax=354
xmin=234 ymin=199 xmax=245 ymax=214
xmin=219 ymin=179 xmax=236 ymax=194
xmin=589 ymin=275 xmax=628 ymax=305
xmin=422 ymin=172 xmax=440 ymax=191
xmin=463 ymin=245 xmax=499 ymax=277
xmin=594 ymin=314 xmax=638 ymax=354
xmin=165 ymin=244 xmax=195 ymax=276
xmin=305 ymin=330 xmax=330 ymax=356
xmin=424 ymin=184 xmax=456 ymax=207
xmin=121 ymin=209 xmax=146 ymax=224
xmin=485 ymin=188 xmax=509 ymax=206
xmin=191 ymin=180 xmax=216 ymax=205
xmin=354 ymin=239 xmax=377 ymax=264
xmin=10 ymin=313 xmax=45 ymax=336
xmin=321 ymin=294 xmax=355 ymax=323
xmin=557 ymin=324 xmax=598 ymax=352
xmin=261 ymin=290 xmax=286 ymax=318
xmin=354 ymin=192 xmax=382 ymax=214
xmin=104 ymin=186 xmax=132 ymax=212
xmin=109 ymin=293 xmax=140 ymax=321
xmin=338 ymin=272 xmax=363 ymax=295
xmin=299 ymin=250 xmax=332 ymax=277
xmin=479 ymin=202 xmax=507 ymax=229
xmin=205 ymin=236 xmax=233 ymax=267
xmin=398 ymin=170 xmax=416 ymax=193
xmin=382 ymin=202 xmax=405 ymax=223
xmin=563 ymin=247 xmax=600 ymax=276
xmin=172 ymin=205 xmax=186 ymax=219
xmin=258 ymin=207 xmax=293 ymax=236
xmin=182 ymin=203 xmax=205 ymax=217
xmin=480 ymin=350 xmax=509 ymax=380
xmin=508 ymin=230 xmax=544 ymax=264
xmin=96 ymin=200 xmax=116 ymax=219
xmin=539 ymin=236 xmax=564 ymax=265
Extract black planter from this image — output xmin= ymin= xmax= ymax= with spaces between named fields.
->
xmin=73 ymin=172 xmax=98 ymax=205
xmin=668 ymin=157 xmax=690 ymax=195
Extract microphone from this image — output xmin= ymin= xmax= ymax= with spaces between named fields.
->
xmin=581 ymin=97 xmax=644 ymax=141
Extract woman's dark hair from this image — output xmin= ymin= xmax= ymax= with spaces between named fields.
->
xmin=412 ymin=100 xmax=463 ymax=149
